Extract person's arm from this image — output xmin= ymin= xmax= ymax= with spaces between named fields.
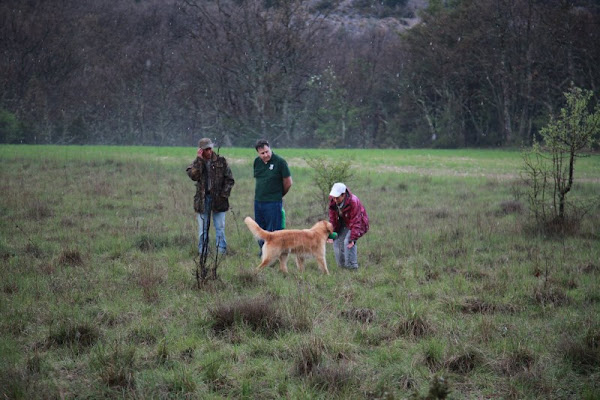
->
xmin=221 ymin=160 xmax=235 ymax=197
xmin=186 ymin=158 xmax=203 ymax=181
xmin=282 ymin=176 xmax=292 ymax=197
xmin=347 ymin=197 xmax=362 ymax=242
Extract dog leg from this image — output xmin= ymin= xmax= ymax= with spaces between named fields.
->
xmin=295 ymin=255 xmax=305 ymax=272
xmin=279 ymin=252 xmax=289 ymax=273
xmin=315 ymin=254 xmax=330 ymax=275
xmin=255 ymin=245 xmax=274 ymax=272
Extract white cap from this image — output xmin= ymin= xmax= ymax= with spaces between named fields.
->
xmin=329 ymin=182 xmax=347 ymax=197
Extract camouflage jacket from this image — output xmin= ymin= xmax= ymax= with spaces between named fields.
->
xmin=186 ymin=153 xmax=235 ymax=213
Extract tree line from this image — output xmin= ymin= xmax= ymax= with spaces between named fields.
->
xmin=1 ymin=0 xmax=599 ymax=148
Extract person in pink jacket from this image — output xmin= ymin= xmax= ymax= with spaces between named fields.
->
xmin=327 ymin=183 xmax=369 ymax=270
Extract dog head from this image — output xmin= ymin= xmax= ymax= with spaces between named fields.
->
xmin=321 ymin=220 xmax=334 ymax=235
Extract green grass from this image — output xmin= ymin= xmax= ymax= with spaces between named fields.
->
xmin=1 ymin=144 xmax=599 ymax=399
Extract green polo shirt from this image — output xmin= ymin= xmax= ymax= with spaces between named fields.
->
xmin=253 ymin=152 xmax=291 ymax=202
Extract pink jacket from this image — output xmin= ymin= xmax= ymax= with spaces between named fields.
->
xmin=328 ymin=189 xmax=369 ymax=241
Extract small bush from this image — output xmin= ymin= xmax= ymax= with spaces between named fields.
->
xmin=305 ymin=156 xmax=354 ymax=206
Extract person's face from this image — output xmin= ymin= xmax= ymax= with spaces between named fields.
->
xmin=334 ymin=192 xmax=345 ymax=205
xmin=199 ymin=147 xmax=213 ymax=159
xmin=257 ymin=145 xmax=272 ymax=163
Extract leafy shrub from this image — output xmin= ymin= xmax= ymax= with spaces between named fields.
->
xmin=305 ymin=156 xmax=354 ymax=206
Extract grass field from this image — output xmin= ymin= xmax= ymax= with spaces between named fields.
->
xmin=1 ymin=144 xmax=599 ymax=399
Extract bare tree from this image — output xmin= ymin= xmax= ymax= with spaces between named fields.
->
xmin=180 ymin=0 xmax=332 ymax=145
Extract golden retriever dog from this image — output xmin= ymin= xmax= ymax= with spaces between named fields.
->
xmin=244 ymin=217 xmax=333 ymax=275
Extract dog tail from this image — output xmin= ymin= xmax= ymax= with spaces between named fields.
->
xmin=244 ymin=217 xmax=271 ymax=240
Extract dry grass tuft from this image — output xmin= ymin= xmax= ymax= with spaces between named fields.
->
xmin=582 ymin=263 xmax=599 ymax=274
xmin=234 ymin=269 xmax=262 ymax=286
xmin=27 ymin=203 xmax=53 ymax=220
xmin=445 ymin=350 xmax=481 ymax=374
xmin=499 ymin=348 xmax=535 ymax=376
xmin=295 ymin=336 xmax=324 ymax=376
xmin=532 ymin=284 xmax=569 ymax=307
xmin=340 ymin=308 xmax=376 ymax=323
xmin=396 ymin=314 xmax=434 ymax=338
xmin=47 ymin=323 xmax=99 ymax=348
xmin=3 ymin=282 xmax=18 ymax=295
xmin=310 ymin=363 xmax=355 ymax=393
xmin=134 ymin=234 xmax=171 ymax=252
xmin=210 ymin=295 xmax=286 ymax=337
xmin=559 ymin=329 xmax=600 ymax=373
xmin=57 ymin=248 xmax=84 ymax=266
xmin=24 ymin=242 xmax=43 ymax=258
xmin=460 ymin=298 xmax=517 ymax=314
xmin=137 ymin=266 xmax=164 ymax=304
xmin=497 ymin=200 xmax=523 ymax=215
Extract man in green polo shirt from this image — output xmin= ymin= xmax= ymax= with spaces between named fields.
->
xmin=253 ymin=139 xmax=292 ymax=254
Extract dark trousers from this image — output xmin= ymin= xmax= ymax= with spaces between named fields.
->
xmin=254 ymin=200 xmax=282 ymax=253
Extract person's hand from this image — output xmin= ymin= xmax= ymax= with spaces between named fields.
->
xmin=196 ymin=148 xmax=203 ymax=158
xmin=327 ymin=238 xmax=334 ymax=244
xmin=347 ymin=241 xmax=355 ymax=249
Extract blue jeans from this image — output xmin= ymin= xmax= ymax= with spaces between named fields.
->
xmin=333 ymin=226 xmax=358 ymax=269
xmin=197 ymin=195 xmax=227 ymax=255
xmin=254 ymin=200 xmax=282 ymax=253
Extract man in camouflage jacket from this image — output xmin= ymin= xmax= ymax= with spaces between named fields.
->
xmin=186 ymin=138 xmax=235 ymax=255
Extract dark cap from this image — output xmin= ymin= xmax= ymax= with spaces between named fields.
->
xmin=198 ymin=138 xmax=214 ymax=149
